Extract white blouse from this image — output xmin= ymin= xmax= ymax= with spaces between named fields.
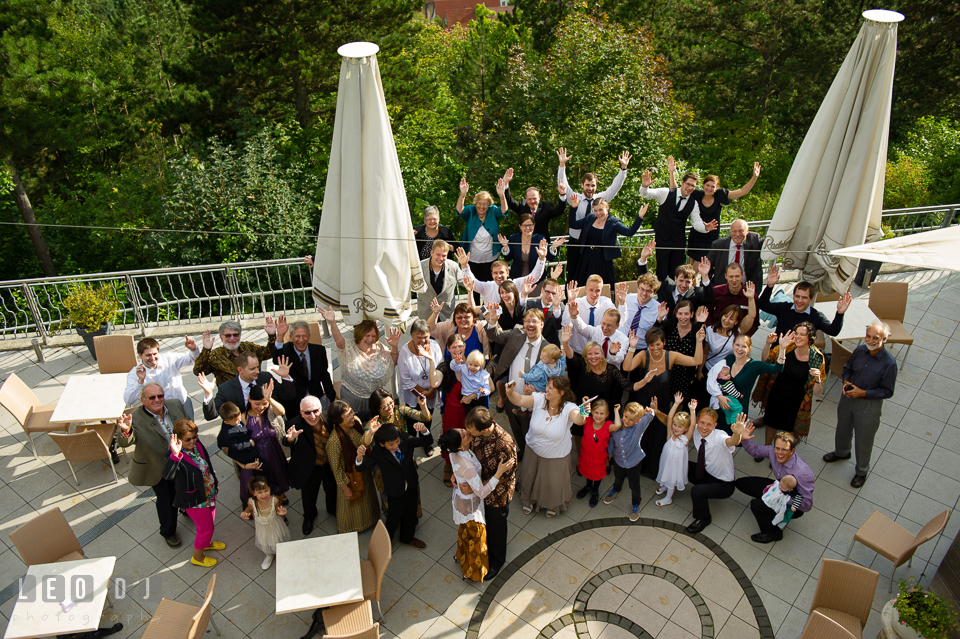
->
xmin=526 ymin=393 xmax=577 ymax=459
xmin=338 ymin=340 xmax=395 ymax=398
xmin=449 ymin=450 xmax=499 ymax=526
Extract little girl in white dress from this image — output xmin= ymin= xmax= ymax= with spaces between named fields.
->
xmin=656 ymin=393 xmax=698 ymax=507
xmin=241 ymin=476 xmax=290 ymax=569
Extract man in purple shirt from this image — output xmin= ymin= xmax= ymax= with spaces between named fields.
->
xmin=733 ymin=418 xmax=815 ymax=543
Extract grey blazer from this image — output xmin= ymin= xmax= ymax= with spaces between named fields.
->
xmin=485 ymin=322 xmax=547 ymax=382
xmin=417 ymin=258 xmax=463 ymax=322
xmin=118 ymin=399 xmax=188 ymax=488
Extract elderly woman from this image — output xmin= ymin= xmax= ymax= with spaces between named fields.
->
xmin=414 ymin=205 xmax=455 ymax=261
xmin=456 ymin=177 xmax=509 ymax=289
xmin=326 ymin=400 xmax=381 ymax=533
xmin=164 ymin=419 xmax=224 ymax=568
xmin=568 ymin=193 xmax=648 ymax=287
xmin=438 ymin=428 xmax=515 ymax=581
xmin=321 ymin=308 xmax=401 ymax=418
xmin=398 ymin=319 xmax=444 ymax=410
xmin=429 ymin=301 xmax=490 ymax=361
xmin=505 ymin=376 xmax=587 ymax=518
xmin=751 ymin=321 xmax=826 ymax=447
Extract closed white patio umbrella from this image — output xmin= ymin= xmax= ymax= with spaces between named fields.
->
xmin=312 ymin=42 xmax=426 ymax=327
xmin=761 ymin=10 xmax=904 ymax=291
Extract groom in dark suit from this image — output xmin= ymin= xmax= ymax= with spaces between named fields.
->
xmin=704 ymin=219 xmax=763 ymax=290
xmin=205 ymin=351 xmax=293 ymax=418
xmin=271 ymin=320 xmax=337 ymax=416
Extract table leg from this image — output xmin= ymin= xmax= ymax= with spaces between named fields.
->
xmin=300 ymin=608 xmax=326 ymax=639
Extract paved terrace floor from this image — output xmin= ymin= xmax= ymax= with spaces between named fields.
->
xmin=0 ymin=269 xmax=958 ymax=639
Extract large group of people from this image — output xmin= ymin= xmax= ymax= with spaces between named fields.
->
xmin=115 ymin=149 xmax=897 ymax=591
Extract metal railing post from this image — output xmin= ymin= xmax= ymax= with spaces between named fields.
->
xmin=224 ymin=267 xmax=242 ymax=319
xmin=21 ymin=284 xmax=49 ymax=343
xmin=941 ymin=207 xmax=957 ymax=228
xmin=125 ymin=275 xmax=148 ymax=336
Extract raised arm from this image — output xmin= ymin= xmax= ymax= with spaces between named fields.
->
xmin=457 ymin=178 xmax=468 ymax=214
xmin=729 ymin=162 xmax=761 ymax=200
xmin=504 ymin=381 xmax=536 ymax=409
xmin=319 ymin=306 xmax=346 ymax=350
xmin=739 ymin=282 xmax=757 ymax=333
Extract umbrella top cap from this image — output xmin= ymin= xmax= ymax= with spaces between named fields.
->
xmin=862 ymin=9 xmax=904 ymax=23
xmin=338 ymin=42 xmax=380 ymax=59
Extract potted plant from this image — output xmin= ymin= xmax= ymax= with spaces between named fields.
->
xmin=892 ymin=578 xmax=960 ymax=639
xmin=62 ymin=282 xmax=120 ymax=360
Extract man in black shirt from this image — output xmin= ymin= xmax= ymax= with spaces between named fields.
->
xmin=501 ymin=168 xmax=567 ymax=242
xmin=759 ymin=265 xmax=851 ymax=337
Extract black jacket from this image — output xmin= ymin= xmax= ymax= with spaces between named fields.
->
xmin=217 ymin=421 xmax=257 ymax=464
xmin=162 ymin=441 xmax=219 ymax=509
xmin=356 ymin=430 xmax=433 ymax=497
xmin=504 ymin=186 xmax=567 ymax=240
xmin=271 ymin=342 xmax=336 ymax=416
xmin=208 ymin=371 xmax=291 ymax=419
xmin=282 ymin=414 xmax=328 ymax=489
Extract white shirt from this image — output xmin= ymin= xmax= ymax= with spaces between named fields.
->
xmin=704 ymin=326 xmax=735 ymax=369
xmin=466 ymin=259 xmax=546 ymax=305
xmin=471 ymin=226 xmax=495 ymax=263
xmin=450 ymin=449 xmax=499 ymax=525
xmin=571 ymin=316 xmax=628 ymax=367
xmin=563 ymin=296 xmax=615 ymax=354
xmin=526 ymin=393 xmax=576 ymax=458
xmin=557 ymin=167 xmax=627 ymax=239
xmin=616 ymin=294 xmax=660 ymax=347
xmin=398 ymin=340 xmax=443 ymax=408
xmin=692 ymin=428 xmax=735 ymax=482
xmin=638 ymin=186 xmax=708 ymax=233
xmin=123 ymin=349 xmax=199 ymax=407
xmin=240 ymin=378 xmax=257 ymax=406
xmin=509 ymin=335 xmax=543 ymax=385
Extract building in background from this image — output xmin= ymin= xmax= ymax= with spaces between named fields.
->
xmin=423 ymin=0 xmax=514 ymax=27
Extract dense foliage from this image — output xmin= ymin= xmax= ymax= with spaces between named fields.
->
xmin=1 ymin=0 xmax=957 ymax=280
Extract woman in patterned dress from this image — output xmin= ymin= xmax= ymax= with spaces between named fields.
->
xmin=326 ymin=400 xmax=381 ymax=533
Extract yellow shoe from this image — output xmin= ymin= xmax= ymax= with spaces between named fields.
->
xmin=204 ymin=541 xmax=226 ymax=551
xmin=191 ymin=556 xmax=218 ymax=568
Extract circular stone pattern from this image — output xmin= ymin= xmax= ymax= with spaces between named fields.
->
xmin=468 ymin=517 xmax=774 ymax=639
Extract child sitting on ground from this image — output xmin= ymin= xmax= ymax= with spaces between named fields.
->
xmin=604 ymin=402 xmax=656 ymax=522
xmin=761 ymin=474 xmax=802 ymax=529
xmin=240 ymin=476 xmax=290 ymax=569
xmin=450 ymin=350 xmax=493 ymax=408
xmin=515 ymin=345 xmax=566 ymax=416
xmin=655 ymin=393 xmax=698 ymax=507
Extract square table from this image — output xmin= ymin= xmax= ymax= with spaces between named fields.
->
xmin=4 ymin=556 xmax=116 ymax=639
xmin=51 ymin=374 xmax=128 ymax=425
xmin=275 ymin=533 xmax=363 ymax=614
xmin=814 ymin=299 xmax=880 ymax=342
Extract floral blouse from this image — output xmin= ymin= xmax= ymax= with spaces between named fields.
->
xmin=338 ymin=340 xmax=395 ymax=398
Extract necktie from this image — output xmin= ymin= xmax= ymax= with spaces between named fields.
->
xmin=395 ymin=450 xmax=403 ymax=464
xmin=584 ymin=198 xmax=593 ymax=218
xmin=679 ymin=194 xmax=687 ymax=209
xmin=523 ymin=342 xmax=534 ymax=373
xmin=602 ymin=338 xmax=609 ymax=356
xmin=734 ymin=243 xmax=742 ymax=266
xmin=300 ymin=352 xmax=309 ymax=380
xmin=588 ymin=306 xmax=596 ymax=326
xmin=630 ymin=303 xmax=643 ymax=334
xmin=696 ymin=437 xmax=707 ymax=479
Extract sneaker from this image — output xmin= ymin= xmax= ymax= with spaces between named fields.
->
xmin=630 ymin=504 xmax=640 ymax=522
xmin=261 ymin=554 xmax=274 ymax=570
xmin=655 ymin=485 xmax=666 ymax=496
xmin=656 ymin=499 xmax=672 ymax=507
xmin=589 ymin=492 xmax=599 ymax=507
xmin=603 ymin=488 xmax=620 ymax=505
xmin=576 ymin=486 xmax=591 ymax=499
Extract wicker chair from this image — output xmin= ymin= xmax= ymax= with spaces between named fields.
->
xmin=322 ymin=600 xmax=378 ymax=639
xmin=9 ymin=508 xmax=85 ymax=565
xmin=809 ymin=559 xmax=879 ymax=638
xmin=0 ymin=373 xmax=70 ymax=459
xmin=800 ymin=610 xmax=857 ymax=639
xmin=867 ymin=281 xmax=914 ymax=363
xmin=142 ymin=574 xmax=220 ymax=639
xmin=282 ymin=321 xmax=324 ymax=345
xmin=361 ymin=520 xmax=392 ymax=619
xmin=48 ymin=429 xmax=119 ymax=486
xmin=845 ymin=509 xmax=951 ymax=592
xmin=93 ymin=334 xmax=137 ymax=374
xmin=829 ymin=338 xmax=853 ymax=382
xmin=578 ymin=284 xmax=611 ymax=299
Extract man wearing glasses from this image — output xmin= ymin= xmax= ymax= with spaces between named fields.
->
xmin=282 ymin=395 xmax=336 ymax=536
xmin=116 ymin=382 xmax=189 ymax=548
xmin=822 ymin=322 xmax=898 ymax=488
xmin=520 ymin=276 xmax=565 ymax=346
xmin=193 ymin=319 xmax=280 ymax=385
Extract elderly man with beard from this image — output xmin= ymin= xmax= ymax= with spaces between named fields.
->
xmin=193 ymin=319 xmax=280 ymax=385
xmin=282 ymin=395 xmax=336 ymax=536
xmin=733 ymin=421 xmax=815 ymax=543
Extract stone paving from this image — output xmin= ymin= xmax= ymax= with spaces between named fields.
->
xmin=0 ymin=269 xmax=958 ymax=639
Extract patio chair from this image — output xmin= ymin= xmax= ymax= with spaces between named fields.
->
xmin=829 ymin=338 xmax=853 ymax=384
xmin=48 ymin=429 xmax=119 ymax=486
xmin=142 ymin=574 xmax=220 ymax=639
xmin=0 ymin=373 xmax=69 ymax=459
xmin=322 ymin=600 xmax=378 ymax=639
xmin=800 ymin=610 xmax=857 ymax=639
xmin=578 ymin=284 xmax=611 ymax=299
xmin=845 ymin=509 xmax=951 ymax=592
xmin=9 ymin=507 xmax=85 ymax=565
xmin=809 ymin=559 xmax=879 ymax=638
xmin=361 ymin=519 xmax=392 ymax=619
xmin=282 ymin=321 xmax=324 ymax=345
xmin=616 ymin=280 xmax=638 ymax=295
xmin=93 ymin=334 xmax=137 ymax=374
xmin=867 ymin=281 xmax=914 ymax=363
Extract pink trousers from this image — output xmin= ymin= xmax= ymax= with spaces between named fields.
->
xmin=187 ymin=505 xmax=216 ymax=550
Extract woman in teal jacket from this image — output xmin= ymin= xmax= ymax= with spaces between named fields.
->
xmin=456 ymin=177 xmax=510 ymax=293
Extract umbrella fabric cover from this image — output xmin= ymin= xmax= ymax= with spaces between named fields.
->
xmin=830 ymin=225 xmax=960 ymax=273
xmin=312 ymin=45 xmax=426 ymax=326
xmin=761 ymin=13 xmax=901 ymax=291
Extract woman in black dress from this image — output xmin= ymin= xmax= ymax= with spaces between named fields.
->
xmin=568 ymin=194 xmax=647 ymax=286
xmin=493 ymin=281 xmax=524 ymax=413
xmin=663 ymin=301 xmax=710 ymax=399
xmin=684 ymin=162 xmax=762 ymax=261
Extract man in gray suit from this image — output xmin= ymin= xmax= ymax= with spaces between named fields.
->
xmin=117 ymin=383 xmax=188 ymax=548
xmin=704 ymin=219 xmax=763 ymax=290
xmin=418 ymin=240 xmax=463 ymax=322
xmin=485 ymin=305 xmax=547 ymax=459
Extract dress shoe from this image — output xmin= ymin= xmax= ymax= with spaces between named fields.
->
xmin=164 ymin=534 xmax=181 ymax=548
xmin=851 ymin=474 xmax=867 ymax=488
xmin=191 ymin=556 xmax=218 ymax=568
xmin=576 ymin=486 xmax=591 ymax=499
xmin=404 ymin=538 xmax=427 ymax=550
xmin=686 ymin=517 xmax=711 ymax=534
xmin=302 ymin=520 xmax=314 ymax=536
xmin=204 ymin=541 xmax=226 ymax=551
xmin=111 ymin=451 xmax=121 ymax=464
xmin=822 ymin=451 xmax=852 ymax=463
xmin=751 ymin=532 xmax=783 ymax=544
xmin=483 ymin=565 xmax=501 ymax=582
